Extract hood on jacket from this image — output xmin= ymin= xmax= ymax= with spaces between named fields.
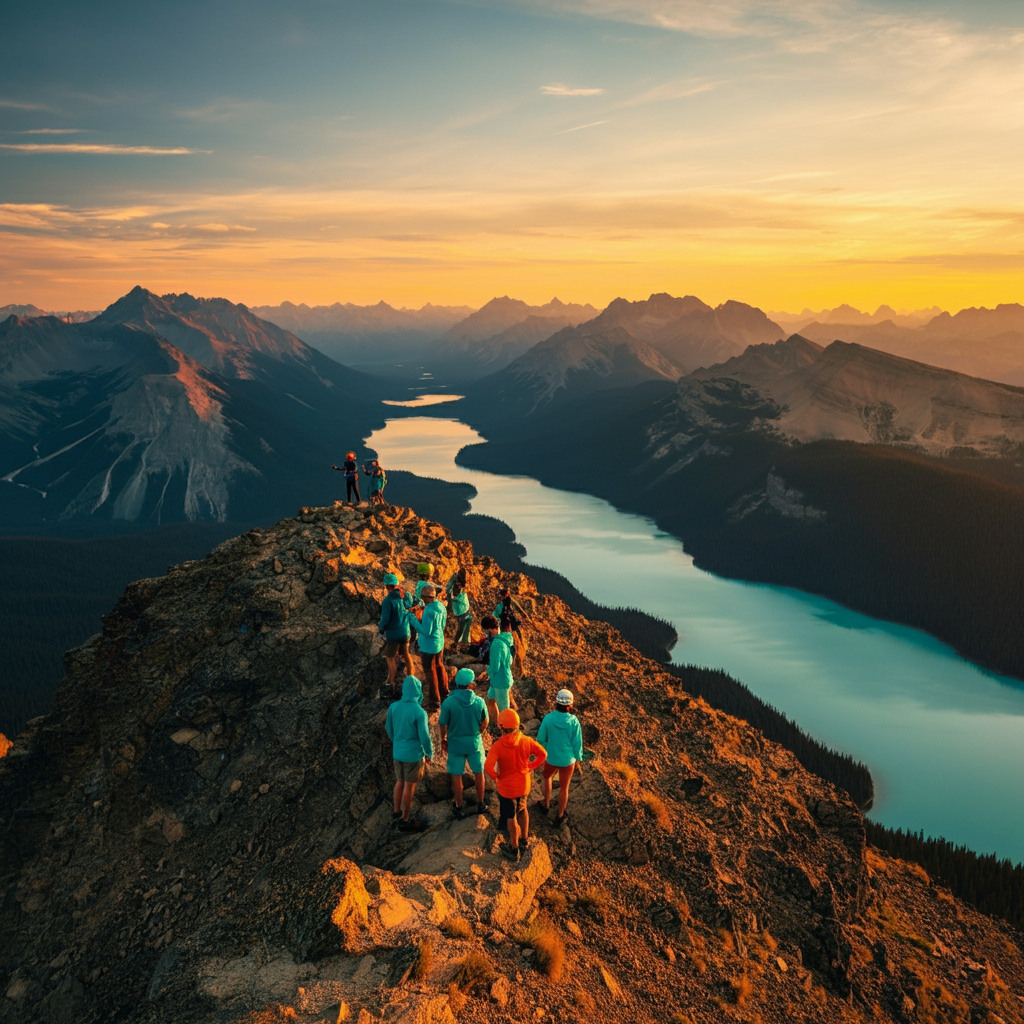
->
xmin=491 ymin=632 xmax=514 ymax=651
xmin=402 ymin=675 xmax=424 ymax=704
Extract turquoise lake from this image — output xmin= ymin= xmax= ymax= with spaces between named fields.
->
xmin=366 ymin=413 xmax=1024 ymax=863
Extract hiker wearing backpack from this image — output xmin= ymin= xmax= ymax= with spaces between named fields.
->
xmin=378 ymin=572 xmax=414 ymax=696
xmin=331 ymin=452 xmax=361 ymax=504
xmin=494 ymin=586 xmax=530 ymax=673
xmin=446 ymin=567 xmax=473 ymax=652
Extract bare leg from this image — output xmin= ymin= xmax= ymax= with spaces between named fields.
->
xmin=517 ymin=806 xmax=530 ymax=845
xmin=542 ymin=773 xmax=553 ymax=811
xmin=385 ymin=654 xmax=397 ymax=688
xmin=486 ymin=698 xmax=499 ymax=728
xmin=473 ymin=772 xmax=485 ymax=804
xmin=393 ymin=780 xmax=403 ymax=814
xmin=401 ymin=782 xmax=417 ymax=821
xmin=506 ymin=811 xmax=521 ymax=848
xmin=452 ymin=774 xmax=464 ymax=808
xmin=557 ymin=765 xmax=574 ymax=816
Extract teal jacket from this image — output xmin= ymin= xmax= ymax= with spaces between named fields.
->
xmin=537 ymin=708 xmax=584 ymax=768
xmin=410 ymin=601 xmax=447 ymax=655
xmin=487 ymin=632 xmax=514 ymax=691
xmin=446 ymin=575 xmax=470 ymax=616
xmin=439 ymin=688 xmax=488 ymax=757
xmin=385 ymin=676 xmax=433 ymax=762
xmin=378 ymin=588 xmax=412 ymax=641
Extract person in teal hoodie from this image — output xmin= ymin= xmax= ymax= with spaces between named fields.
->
xmin=408 ymin=584 xmax=448 ymax=710
xmin=385 ymin=675 xmax=433 ymax=832
xmin=378 ymin=572 xmax=414 ymax=697
xmin=439 ymin=668 xmax=489 ymax=819
xmin=536 ymin=687 xmax=584 ymax=827
xmin=494 ymin=586 xmax=530 ymax=673
xmin=446 ymin=567 xmax=473 ymax=650
xmin=480 ymin=614 xmax=516 ymax=728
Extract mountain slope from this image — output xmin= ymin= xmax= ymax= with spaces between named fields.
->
xmin=690 ymin=335 xmax=1024 ymax=456
xmin=454 ymin=314 xmax=573 ymax=373
xmin=441 ymin=295 xmax=598 ymax=348
xmin=0 ymin=290 xmax=388 ymax=528
xmin=461 ymin=324 xmax=681 ymax=418
xmin=1 ymin=503 xmax=1019 ymax=1023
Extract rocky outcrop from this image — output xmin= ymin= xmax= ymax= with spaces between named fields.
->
xmin=0 ymin=503 xmax=1021 ymax=1023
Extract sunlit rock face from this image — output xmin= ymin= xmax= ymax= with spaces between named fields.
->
xmin=1 ymin=502 xmax=1020 ymax=1023
xmin=0 ymin=289 xmax=384 ymax=526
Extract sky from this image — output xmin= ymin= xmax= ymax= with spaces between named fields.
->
xmin=1 ymin=0 xmax=1022 ymax=312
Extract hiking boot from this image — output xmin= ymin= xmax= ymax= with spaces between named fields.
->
xmin=398 ymin=819 xmax=426 ymax=833
xmin=391 ymin=810 xmax=402 ymax=825
xmin=452 ymin=802 xmax=465 ymax=821
xmin=476 ymin=800 xmax=487 ymax=816
xmin=533 ymin=801 xmax=549 ymax=816
xmin=500 ymin=843 xmax=520 ymax=863
xmin=518 ymin=838 xmax=528 ymax=853
xmin=554 ymin=813 xmax=569 ymax=828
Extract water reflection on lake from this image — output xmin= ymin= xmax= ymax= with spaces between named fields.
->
xmin=367 ymin=415 xmax=1024 ymax=862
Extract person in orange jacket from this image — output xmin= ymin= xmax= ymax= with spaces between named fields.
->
xmin=484 ymin=709 xmax=547 ymax=862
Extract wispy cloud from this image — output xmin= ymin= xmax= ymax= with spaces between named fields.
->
xmin=16 ymin=128 xmax=86 ymax=135
xmin=0 ymin=143 xmax=201 ymax=155
xmin=541 ymin=83 xmax=606 ymax=96
xmin=555 ymin=120 xmax=610 ymax=133
xmin=0 ymin=99 xmax=54 ymax=111
xmin=620 ymin=79 xmax=718 ymax=106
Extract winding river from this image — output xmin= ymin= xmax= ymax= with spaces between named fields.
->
xmin=366 ymin=413 xmax=1024 ymax=863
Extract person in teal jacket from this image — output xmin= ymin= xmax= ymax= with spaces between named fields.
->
xmin=446 ymin=567 xmax=473 ymax=649
xmin=480 ymin=614 xmax=516 ymax=728
xmin=413 ymin=563 xmax=435 ymax=602
xmin=494 ymin=586 xmax=530 ymax=673
xmin=536 ymin=687 xmax=584 ymax=827
xmin=439 ymin=668 xmax=489 ymax=819
xmin=385 ymin=675 xmax=433 ymax=832
xmin=378 ymin=572 xmax=414 ymax=697
xmin=408 ymin=585 xmax=448 ymax=709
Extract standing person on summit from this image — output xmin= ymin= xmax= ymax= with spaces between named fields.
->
xmin=446 ymin=567 xmax=473 ymax=651
xmin=480 ymin=614 xmax=515 ymax=729
xmin=408 ymin=584 xmax=448 ymax=710
xmin=484 ymin=709 xmax=547 ymax=862
xmin=494 ymin=585 xmax=530 ymax=673
xmin=363 ymin=458 xmax=387 ymax=505
xmin=378 ymin=572 xmax=414 ymax=696
xmin=385 ymin=675 xmax=432 ymax=832
xmin=536 ymin=688 xmax=584 ymax=827
xmin=331 ymin=452 xmax=361 ymax=504
xmin=439 ymin=668 xmax=489 ymax=819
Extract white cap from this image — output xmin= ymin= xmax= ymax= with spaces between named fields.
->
xmin=555 ymin=688 xmax=574 ymax=706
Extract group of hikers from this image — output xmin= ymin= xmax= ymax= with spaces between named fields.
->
xmin=379 ymin=563 xmax=582 ymax=860
xmin=332 ymin=452 xmax=387 ymax=505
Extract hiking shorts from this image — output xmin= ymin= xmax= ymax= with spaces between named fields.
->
xmin=384 ymin=639 xmax=410 ymax=658
xmin=393 ymin=758 xmax=425 ymax=784
xmin=487 ymin=686 xmax=511 ymax=711
xmin=498 ymin=793 xmax=527 ymax=825
xmin=446 ymin=749 xmax=484 ymax=776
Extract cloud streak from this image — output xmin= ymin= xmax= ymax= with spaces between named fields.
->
xmin=555 ymin=120 xmax=610 ymax=133
xmin=0 ymin=143 xmax=201 ymax=155
xmin=541 ymin=83 xmax=605 ymax=95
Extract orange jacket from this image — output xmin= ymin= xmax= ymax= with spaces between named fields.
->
xmin=484 ymin=731 xmax=547 ymax=798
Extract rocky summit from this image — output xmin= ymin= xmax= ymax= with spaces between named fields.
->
xmin=0 ymin=504 xmax=1021 ymax=1024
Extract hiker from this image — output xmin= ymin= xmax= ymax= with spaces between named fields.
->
xmin=480 ymin=614 xmax=515 ymax=729
xmin=484 ymin=709 xmax=547 ymax=862
xmin=331 ymin=452 xmax=361 ymax=504
xmin=413 ymin=563 xmax=435 ymax=603
xmin=439 ymin=668 xmax=489 ymax=819
xmin=536 ymin=688 xmax=584 ymax=827
xmin=408 ymin=584 xmax=448 ymax=710
xmin=378 ymin=572 xmax=414 ymax=695
xmin=494 ymin=586 xmax=530 ymax=673
xmin=385 ymin=675 xmax=433 ymax=832
xmin=363 ymin=458 xmax=387 ymax=504
xmin=446 ymin=567 xmax=473 ymax=651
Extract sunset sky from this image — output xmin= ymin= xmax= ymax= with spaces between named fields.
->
xmin=2 ymin=0 xmax=1022 ymax=312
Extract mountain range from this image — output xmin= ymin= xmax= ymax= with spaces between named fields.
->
xmin=0 ymin=288 xmax=386 ymax=529
xmin=251 ymin=299 xmax=473 ymax=367
xmin=770 ymin=304 xmax=945 ymax=332
xmin=0 ymin=303 xmax=101 ymax=323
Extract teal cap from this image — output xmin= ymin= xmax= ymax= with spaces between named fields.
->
xmin=454 ymin=668 xmax=475 ymax=687
xmin=383 ymin=572 xmax=399 ymax=586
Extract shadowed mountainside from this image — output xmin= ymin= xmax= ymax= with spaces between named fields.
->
xmin=1 ymin=503 xmax=1020 ymax=1023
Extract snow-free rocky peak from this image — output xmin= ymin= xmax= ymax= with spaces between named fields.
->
xmin=1 ymin=502 xmax=1021 ymax=1023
